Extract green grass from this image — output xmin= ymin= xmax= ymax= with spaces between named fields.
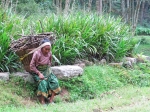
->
xmin=0 ymin=75 xmax=37 ymax=107
xmin=0 ymin=63 xmax=150 ymax=111
xmin=134 ymin=36 xmax=150 ymax=56
xmin=1 ymin=86 xmax=150 ymax=112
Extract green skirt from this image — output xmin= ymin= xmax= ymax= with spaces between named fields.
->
xmin=31 ymin=65 xmax=61 ymax=98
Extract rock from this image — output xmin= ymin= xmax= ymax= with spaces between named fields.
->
xmin=51 ymin=65 xmax=83 ymax=79
xmin=74 ymin=63 xmax=85 ymax=68
xmin=93 ymin=58 xmax=100 ymax=65
xmin=0 ymin=72 xmax=9 ymax=81
xmin=74 ymin=59 xmax=83 ymax=64
xmin=75 ymin=59 xmax=93 ymax=66
xmin=99 ymin=59 xmax=107 ymax=65
xmin=80 ymin=59 xmax=94 ymax=66
xmin=122 ymin=61 xmax=133 ymax=68
xmin=12 ymin=72 xmax=35 ymax=83
xmin=145 ymin=56 xmax=150 ymax=62
xmin=123 ymin=57 xmax=137 ymax=64
xmin=10 ymin=65 xmax=83 ymax=82
xmin=136 ymin=54 xmax=150 ymax=63
xmin=109 ymin=62 xmax=123 ymax=68
xmin=136 ymin=57 xmax=145 ymax=63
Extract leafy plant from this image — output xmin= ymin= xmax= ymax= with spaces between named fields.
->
xmin=35 ymin=13 xmax=133 ymax=64
xmin=0 ymin=8 xmax=135 ymax=69
xmin=136 ymin=26 xmax=150 ymax=35
xmin=0 ymin=8 xmax=21 ymax=72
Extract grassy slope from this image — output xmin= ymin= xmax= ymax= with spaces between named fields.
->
xmin=0 ymin=63 xmax=150 ymax=112
xmin=1 ymin=86 xmax=150 ymax=112
xmin=0 ymin=35 xmax=150 ymax=111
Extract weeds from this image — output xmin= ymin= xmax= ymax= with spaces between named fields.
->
xmin=1 ymin=7 xmax=135 ymax=69
xmin=59 ymin=63 xmax=150 ymax=102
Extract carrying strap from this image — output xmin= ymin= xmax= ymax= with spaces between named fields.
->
xmin=20 ymin=42 xmax=51 ymax=61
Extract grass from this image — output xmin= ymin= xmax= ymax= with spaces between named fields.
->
xmin=0 ymin=33 xmax=150 ymax=110
xmin=1 ymin=85 xmax=150 ymax=112
xmin=134 ymin=36 xmax=150 ymax=56
xmin=0 ymin=63 xmax=150 ymax=111
xmin=0 ymin=75 xmax=37 ymax=107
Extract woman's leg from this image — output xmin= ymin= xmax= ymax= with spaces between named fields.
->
xmin=49 ymin=91 xmax=56 ymax=103
xmin=37 ymin=80 xmax=48 ymax=104
xmin=39 ymin=95 xmax=45 ymax=104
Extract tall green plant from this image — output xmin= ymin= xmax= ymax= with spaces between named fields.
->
xmin=0 ymin=8 xmax=21 ymax=72
xmin=1 ymin=9 xmax=135 ymax=66
xmin=34 ymin=13 xmax=133 ymax=64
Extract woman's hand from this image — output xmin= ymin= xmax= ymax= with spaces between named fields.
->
xmin=38 ymin=72 xmax=44 ymax=79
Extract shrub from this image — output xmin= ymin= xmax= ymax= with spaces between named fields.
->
xmin=0 ymin=8 xmax=21 ymax=72
xmin=36 ymin=13 xmax=134 ymax=63
xmin=1 ymin=9 xmax=135 ymax=68
xmin=136 ymin=26 xmax=150 ymax=35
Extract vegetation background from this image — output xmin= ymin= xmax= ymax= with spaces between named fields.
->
xmin=0 ymin=0 xmax=150 ymax=111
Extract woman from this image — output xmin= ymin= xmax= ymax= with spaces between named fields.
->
xmin=30 ymin=38 xmax=61 ymax=104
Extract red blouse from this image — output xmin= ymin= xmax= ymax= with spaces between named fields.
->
xmin=30 ymin=49 xmax=52 ymax=74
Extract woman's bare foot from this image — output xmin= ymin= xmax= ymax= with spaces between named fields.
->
xmin=39 ymin=95 xmax=45 ymax=104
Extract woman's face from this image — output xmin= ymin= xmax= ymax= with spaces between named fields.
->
xmin=41 ymin=45 xmax=51 ymax=55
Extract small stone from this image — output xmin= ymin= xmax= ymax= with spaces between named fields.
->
xmin=0 ymin=72 xmax=9 ymax=81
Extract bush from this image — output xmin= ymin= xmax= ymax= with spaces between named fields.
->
xmin=0 ymin=8 xmax=21 ymax=72
xmin=136 ymin=26 xmax=150 ymax=35
xmin=35 ymin=13 xmax=134 ymax=63
xmin=1 ymin=8 xmax=135 ymax=69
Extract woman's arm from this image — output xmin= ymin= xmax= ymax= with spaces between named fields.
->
xmin=30 ymin=51 xmax=44 ymax=79
xmin=30 ymin=51 xmax=40 ymax=74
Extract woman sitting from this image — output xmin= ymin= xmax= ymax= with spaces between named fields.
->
xmin=30 ymin=38 xmax=61 ymax=104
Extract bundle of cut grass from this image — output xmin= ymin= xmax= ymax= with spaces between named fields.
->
xmin=10 ymin=32 xmax=56 ymax=72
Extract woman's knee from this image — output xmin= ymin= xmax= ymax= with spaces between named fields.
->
xmin=39 ymin=80 xmax=47 ymax=87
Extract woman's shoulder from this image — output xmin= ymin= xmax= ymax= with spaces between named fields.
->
xmin=33 ymin=49 xmax=41 ymax=56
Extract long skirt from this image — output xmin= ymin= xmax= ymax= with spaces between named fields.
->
xmin=31 ymin=65 xmax=61 ymax=98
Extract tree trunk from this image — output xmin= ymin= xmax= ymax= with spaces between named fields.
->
xmin=14 ymin=0 xmax=18 ymax=13
xmin=109 ymin=0 xmax=112 ymax=13
xmin=131 ymin=0 xmax=135 ymax=27
xmin=88 ymin=0 xmax=93 ymax=12
xmin=64 ymin=0 xmax=71 ymax=14
xmin=71 ymin=0 xmax=75 ymax=10
xmin=96 ymin=0 xmax=102 ymax=15
xmin=126 ymin=0 xmax=130 ymax=23
xmin=1 ymin=0 xmax=5 ymax=8
xmin=132 ymin=0 xmax=142 ymax=35
xmin=121 ymin=0 xmax=125 ymax=21
xmin=59 ymin=0 xmax=62 ymax=12
xmin=140 ymin=0 xmax=145 ymax=25
xmin=1 ymin=0 xmax=10 ymax=9
xmin=56 ymin=0 xmax=60 ymax=14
